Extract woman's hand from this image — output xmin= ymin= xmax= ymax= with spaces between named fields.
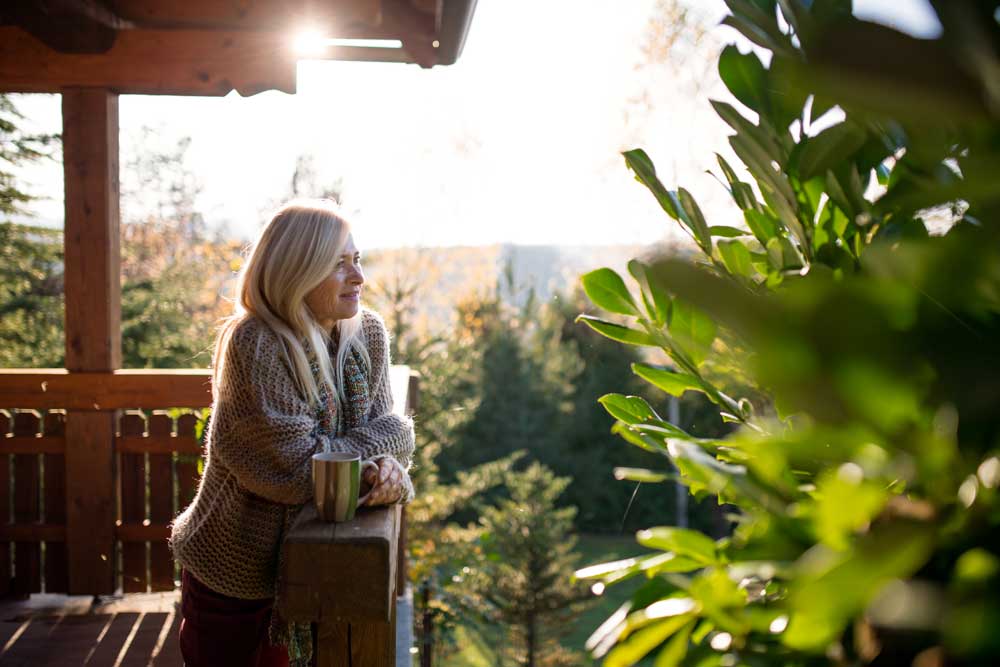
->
xmin=361 ymin=457 xmax=407 ymax=506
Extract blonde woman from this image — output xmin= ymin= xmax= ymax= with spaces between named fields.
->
xmin=169 ymin=200 xmax=414 ymax=667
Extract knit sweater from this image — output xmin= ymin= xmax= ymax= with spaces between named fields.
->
xmin=169 ymin=308 xmax=415 ymax=600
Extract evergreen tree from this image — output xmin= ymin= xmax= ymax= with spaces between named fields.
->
xmin=465 ymin=463 xmax=590 ymax=667
xmin=0 ymin=95 xmax=62 ymax=367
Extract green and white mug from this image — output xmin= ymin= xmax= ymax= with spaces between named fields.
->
xmin=312 ymin=452 xmax=379 ymax=522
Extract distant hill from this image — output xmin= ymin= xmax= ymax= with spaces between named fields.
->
xmin=363 ymin=241 xmax=689 ymax=334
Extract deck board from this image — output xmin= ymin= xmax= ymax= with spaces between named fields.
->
xmin=0 ymin=592 xmax=182 ymax=666
xmin=0 ymin=590 xmax=413 ymax=665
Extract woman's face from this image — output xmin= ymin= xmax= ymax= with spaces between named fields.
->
xmin=304 ymin=234 xmax=364 ymax=327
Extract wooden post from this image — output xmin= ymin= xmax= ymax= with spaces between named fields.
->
xmin=62 ymin=87 xmax=120 ymax=595
xmin=280 ymin=504 xmax=399 ymax=667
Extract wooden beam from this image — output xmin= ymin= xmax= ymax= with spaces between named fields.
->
xmin=62 ymin=88 xmax=119 ymax=596
xmin=106 ymin=0 xmax=382 ymax=32
xmin=63 ymin=88 xmax=120 ymax=372
xmin=0 ymin=26 xmax=298 ymax=96
xmin=2 ymin=0 xmax=133 ymax=54
xmin=0 ymin=369 xmax=213 ymax=409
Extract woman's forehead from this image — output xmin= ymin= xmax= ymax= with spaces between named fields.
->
xmin=341 ymin=234 xmax=358 ymax=255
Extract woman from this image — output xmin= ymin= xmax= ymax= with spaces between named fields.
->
xmin=169 ymin=199 xmax=415 ymax=667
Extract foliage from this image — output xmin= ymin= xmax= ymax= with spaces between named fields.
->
xmin=464 ymin=463 xmax=591 ymax=667
xmin=0 ymin=94 xmax=58 ymax=219
xmin=576 ymin=1 xmax=1000 ymax=665
xmin=0 ymin=222 xmax=64 ymax=367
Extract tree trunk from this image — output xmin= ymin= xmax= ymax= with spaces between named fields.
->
xmin=421 ymin=581 xmax=433 ymax=667
xmin=526 ymin=612 xmax=536 ymax=667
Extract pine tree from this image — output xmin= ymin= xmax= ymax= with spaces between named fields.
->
xmin=465 ymin=462 xmax=590 ymax=667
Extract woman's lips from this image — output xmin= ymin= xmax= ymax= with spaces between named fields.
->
xmin=341 ymin=291 xmax=360 ymax=301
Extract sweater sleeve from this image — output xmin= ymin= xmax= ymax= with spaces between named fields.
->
xmin=208 ymin=321 xmax=339 ymax=506
xmin=330 ymin=310 xmax=416 ymax=502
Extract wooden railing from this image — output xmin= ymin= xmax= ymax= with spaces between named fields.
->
xmin=0 ymin=365 xmax=417 ymax=600
xmin=278 ymin=364 xmax=417 ymax=665
xmin=280 ymin=504 xmax=402 ymax=666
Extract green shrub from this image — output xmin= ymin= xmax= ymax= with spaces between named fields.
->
xmin=575 ymin=1 xmax=1000 ymax=665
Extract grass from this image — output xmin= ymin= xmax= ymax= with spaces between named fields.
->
xmin=438 ymin=532 xmax=653 ymax=666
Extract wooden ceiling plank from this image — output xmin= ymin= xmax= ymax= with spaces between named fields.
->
xmin=106 ymin=0 xmax=383 ymax=32
xmin=1 ymin=0 xmax=133 ymax=54
xmin=0 ymin=26 xmax=298 ymax=96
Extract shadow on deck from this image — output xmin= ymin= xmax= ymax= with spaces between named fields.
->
xmin=0 ymin=592 xmax=182 ymax=666
xmin=0 ymin=588 xmax=415 ymax=666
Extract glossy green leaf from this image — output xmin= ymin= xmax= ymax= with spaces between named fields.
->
xmin=709 ymin=225 xmax=751 ymax=238
xmin=654 ymin=618 xmax=695 ymax=667
xmin=623 ymin=149 xmax=681 ymax=220
xmin=745 ymin=208 xmax=779 ymax=244
xmin=719 ymin=44 xmax=769 ymax=114
xmin=582 ymin=267 xmax=640 ymax=316
xmin=604 ymin=614 xmax=694 ymax=667
xmin=668 ymin=299 xmax=717 ymax=366
xmin=798 ymin=121 xmax=867 ymax=181
xmin=599 ymin=393 xmax=659 ymax=424
xmin=577 ymin=315 xmax=657 ymax=347
xmin=718 ymin=239 xmax=755 ymax=278
xmin=629 ymin=259 xmax=671 ymax=325
xmin=636 ymin=527 xmax=719 ymax=564
xmin=632 ymin=362 xmax=704 ymax=397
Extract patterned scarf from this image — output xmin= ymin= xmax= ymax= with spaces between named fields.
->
xmin=268 ymin=337 xmax=370 ymax=666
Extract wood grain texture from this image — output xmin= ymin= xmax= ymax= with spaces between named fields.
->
xmin=147 ymin=414 xmax=174 ymax=591
xmin=43 ymin=412 xmax=69 ymax=592
xmin=280 ymin=504 xmax=399 ymax=623
xmin=0 ymin=26 xmax=298 ymax=96
xmin=12 ymin=412 xmax=41 ymax=596
xmin=107 ymin=0 xmax=382 ymax=30
xmin=0 ymin=412 xmax=10 ymax=596
xmin=64 ymin=411 xmax=117 ymax=595
xmin=0 ymin=369 xmax=212 ymax=410
xmin=174 ymin=414 xmax=201 ymax=512
xmin=62 ymin=88 xmax=120 ymax=373
xmin=119 ymin=413 xmax=147 ymax=593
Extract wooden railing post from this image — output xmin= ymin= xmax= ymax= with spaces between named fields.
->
xmin=279 ymin=504 xmax=400 ymax=666
xmin=62 ymin=87 xmax=120 ymax=595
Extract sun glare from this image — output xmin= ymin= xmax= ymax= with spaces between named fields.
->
xmin=293 ymin=29 xmax=403 ymax=57
xmin=292 ymin=29 xmax=327 ymax=56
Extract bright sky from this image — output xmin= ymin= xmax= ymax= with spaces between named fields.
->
xmin=11 ymin=0 xmax=941 ymax=249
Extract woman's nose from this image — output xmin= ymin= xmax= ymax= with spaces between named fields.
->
xmin=349 ymin=265 xmax=365 ymax=285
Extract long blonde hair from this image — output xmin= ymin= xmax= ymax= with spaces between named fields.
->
xmin=213 ymin=199 xmax=369 ymax=409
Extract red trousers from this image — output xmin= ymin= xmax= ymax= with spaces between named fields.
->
xmin=178 ymin=569 xmax=290 ymax=667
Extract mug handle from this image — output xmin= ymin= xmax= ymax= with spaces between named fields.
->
xmin=357 ymin=460 xmax=380 ymax=507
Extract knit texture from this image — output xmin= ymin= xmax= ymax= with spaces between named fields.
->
xmin=169 ymin=308 xmax=415 ymax=601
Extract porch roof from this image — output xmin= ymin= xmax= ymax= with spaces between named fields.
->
xmin=0 ymin=0 xmax=478 ymax=96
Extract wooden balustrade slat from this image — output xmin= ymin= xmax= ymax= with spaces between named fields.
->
xmin=119 ymin=412 xmax=148 ymax=593
xmin=148 ymin=414 xmax=174 ymax=591
xmin=13 ymin=411 xmax=42 ymax=596
xmin=175 ymin=415 xmax=201 ymax=514
xmin=0 ymin=411 xmax=10 ymax=597
xmin=43 ymin=412 xmax=69 ymax=593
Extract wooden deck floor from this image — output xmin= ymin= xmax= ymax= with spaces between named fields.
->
xmin=0 ymin=591 xmax=182 ymax=666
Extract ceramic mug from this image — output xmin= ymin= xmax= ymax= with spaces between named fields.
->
xmin=312 ymin=452 xmax=378 ymax=522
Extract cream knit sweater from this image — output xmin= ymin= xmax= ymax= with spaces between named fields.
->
xmin=169 ymin=309 xmax=415 ymax=600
